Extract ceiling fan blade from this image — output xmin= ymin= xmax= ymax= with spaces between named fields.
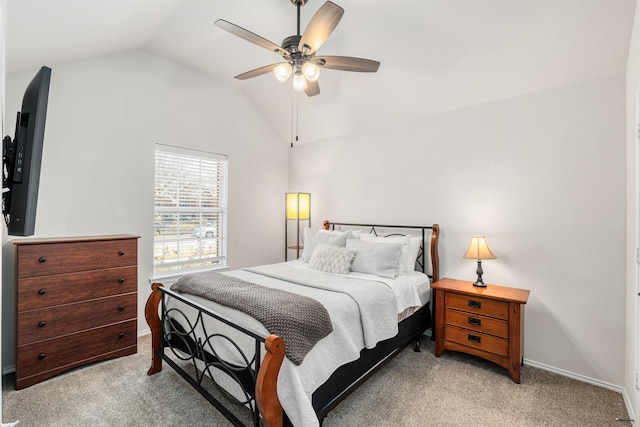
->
xmin=215 ymin=19 xmax=287 ymax=56
xmin=298 ymin=1 xmax=344 ymax=55
xmin=316 ymin=56 xmax=380 ymax=72
xmin=305 ymin=80 xmax=320 ymax=97
xmin=235 ymin=63 xmax=283 ymax=80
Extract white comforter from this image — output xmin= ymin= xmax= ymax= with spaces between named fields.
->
xmin=166 ymin=261 xmax=429 ymax=427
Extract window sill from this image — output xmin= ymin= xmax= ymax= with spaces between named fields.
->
xmin=149 ymin=266 xmax=230 ymax=286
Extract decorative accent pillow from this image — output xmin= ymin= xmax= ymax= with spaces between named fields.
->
xmin=301 ymin=228 xmax=351 ymax=262
xmin=346 ymin=239 xmax=403 ymax=279
xmin=308 ymin=244 xmax=355 ymax=275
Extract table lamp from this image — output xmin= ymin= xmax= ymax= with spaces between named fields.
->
xmin=463 ymin=235 xmax=496 ymax=287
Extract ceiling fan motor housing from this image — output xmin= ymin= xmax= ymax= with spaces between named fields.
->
xmin=282 ymin=35 xmax=302 ymax=52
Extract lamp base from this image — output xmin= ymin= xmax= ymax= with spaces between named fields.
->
xmin=472 ymin=278 xmax=487 ymax=288
xmin=473 ymin=260 xmax=487 ymax=287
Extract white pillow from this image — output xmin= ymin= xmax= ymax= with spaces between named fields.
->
xmin=308 ymin=244 xmax=355 ymax=275
xmin=319 ymin=229 xmax=363 ymax=238
xmin=346 ymin=239 xmax=403 ymax=279
xmin=360 ymin=235 xmax=411 ymax=272
xmin=301 ymin=228 xmax=351 ymax=262
xmin=405 ymin=236 xmax=422 ymax=272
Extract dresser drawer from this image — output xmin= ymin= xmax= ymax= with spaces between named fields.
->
xmin=445 ymin=325 xmax=508 ymax=357
xmin=17 ymin=238 xmax=138 ymax=278
xmin=16 ymin=319 xmax=137 ymax=379
xmin=18 ymin=266 xmax=137 ymax=311
xmin=17 ymin=293 xmax=137 ymax=346
xmin=446 ymin=292 xmax=508 ymax=320
xmin=445 ymin=309 xmax=508 ymax=338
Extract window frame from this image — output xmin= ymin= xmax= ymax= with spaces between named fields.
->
xmin=153 ymin=143 xmax=228 ymax=280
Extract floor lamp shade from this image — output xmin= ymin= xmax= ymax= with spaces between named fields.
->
xmin=285 ymin=193 xmax=310 ymax=261
xmin=286 ymin=193 xmax=310 ymax=220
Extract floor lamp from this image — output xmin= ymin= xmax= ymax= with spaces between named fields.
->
xmin=285 ymin=192 xmax=310 ymax=261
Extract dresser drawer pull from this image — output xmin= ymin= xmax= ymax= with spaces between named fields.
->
xmin=119 ymin=332 xmax=125 ymax=338
xmin=38 ymin=256 xmax=46 ymax=263
xmin=118 ymin=278 xmax=126 ymax=284
xmin=119 ymin=251 xmax=125 ymax=256
xmin=468 ymin=317 xmax=481 ymax=326
xmin=119 ymin=305 xmax=125 ymax=311
xmin=38 ymin=353 xmax=46 ymax=360
xmin=38 ymin=321 xmax=46 ymax=328
xmin=468 ymin=334 xmax=481 ymax=344
xmin=38 ymin=289 xmax=46 ymax=296
xmin=468 ymin=300 xmax=482 ymax=309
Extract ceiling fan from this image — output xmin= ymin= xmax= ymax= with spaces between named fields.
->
xmin=214 ymin=0 xmax=380 ymax=97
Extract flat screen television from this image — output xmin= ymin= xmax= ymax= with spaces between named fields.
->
xmin=2 ymin=66 xmax=52 ymax=236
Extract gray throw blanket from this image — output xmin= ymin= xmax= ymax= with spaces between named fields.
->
xmin=170 ymin=271 xmax=333 ymax=365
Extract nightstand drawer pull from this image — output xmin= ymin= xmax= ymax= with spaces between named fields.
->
xmin=38 ymin=321 xmax=46 ymax=328
xmin=38 ymin=256 xmax=46 ymax=263
xmin=468 ymin=334 xmax=481 ymax=344
xmin=468 ymin=317 xmax=481 ymax=326
xmin=38 ymin=353 xmax=46 ymax=360
xmin=468 ymin=300 xmax=482 ymax=309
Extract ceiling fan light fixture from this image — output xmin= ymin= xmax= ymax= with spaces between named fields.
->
xmin=273 ymin=63 xmax=293 ymax=82
xmin=302 ymin=62 xmax=320 ymax=82
xmin=292 ymin=70 xmax=308 ymax=92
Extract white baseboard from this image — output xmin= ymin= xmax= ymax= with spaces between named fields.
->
xmin=621 ymin=386 xmax=636 ymax=425
xmin=523 ymin=358 xmax=625 ymax=394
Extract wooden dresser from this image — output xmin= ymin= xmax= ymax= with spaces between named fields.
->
xmin=432 ymin=278 xmax=530 ymax=383
xmin=14 ymin=235 xmax=139 ymax=389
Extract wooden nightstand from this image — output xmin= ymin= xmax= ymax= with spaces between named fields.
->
xmin=432 ymin=278 xmax=530 ymax=383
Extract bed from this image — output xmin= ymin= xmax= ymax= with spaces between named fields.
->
xmin=145 ymin=222 xmax=440 ymax=427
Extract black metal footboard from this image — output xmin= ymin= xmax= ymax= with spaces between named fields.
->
xmin=157 ymin=286 xmax=268 ymax=427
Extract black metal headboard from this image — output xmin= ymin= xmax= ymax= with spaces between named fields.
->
xmin=328 ymin=222 xmax=440 ymax=282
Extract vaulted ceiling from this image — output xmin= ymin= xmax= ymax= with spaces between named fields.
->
xmin=5 ymin=0 xmax=636 ymax=145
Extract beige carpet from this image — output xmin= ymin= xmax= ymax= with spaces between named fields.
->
xmin=2 ymin=334 xmax=630 ymax=426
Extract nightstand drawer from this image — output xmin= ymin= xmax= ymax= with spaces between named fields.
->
xmin=445 ymin=309 xmax=508 ymax=338
xmin=446 ymin=292 xmax=508 ymax=320
xmin=445 ymin=325 xmax=508 ymax=357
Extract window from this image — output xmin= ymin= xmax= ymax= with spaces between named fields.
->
xmin=154 ymin=144 xmax=228 ymax=276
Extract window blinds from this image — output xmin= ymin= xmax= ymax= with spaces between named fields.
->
xmin=153 ymin=144 xmax=228 ymax=275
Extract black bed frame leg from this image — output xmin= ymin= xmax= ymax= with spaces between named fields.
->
xmin=414 ymin=340 xmax=421 ymax=352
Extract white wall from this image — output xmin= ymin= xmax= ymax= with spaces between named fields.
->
xmin=626 ymin=1 xmax=640 ymax=421
xmin=290 ymin=75 xmax=627 ymax=388
xmin=1 ymin=50 xmax=290 ymax=370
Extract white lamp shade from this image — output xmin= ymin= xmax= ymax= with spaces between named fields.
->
xmin=292 ymin=72 xmax=308 ymax=92
xmin=273 ymin=63 xmax=292 ymax=82
xmin=286 ymin=193 xmax=310 ymax=220
xmin=463 ymin=235 xmax=497 ymax=260
xmin=302 ymin=62 xmax=320 ymax=82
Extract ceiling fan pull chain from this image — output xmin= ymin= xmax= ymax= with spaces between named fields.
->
xmin=290 ymin=93 xmax=295 ymax=147
xmin=296 ymin=93 xmax=300 ymax=144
